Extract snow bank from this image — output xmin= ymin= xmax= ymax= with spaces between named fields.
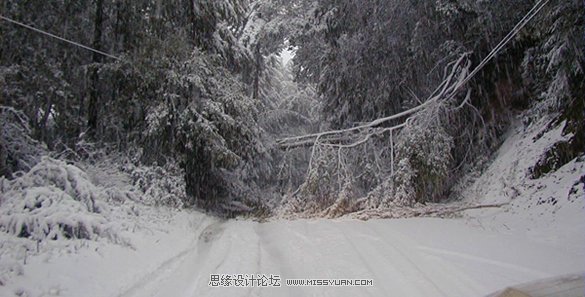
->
xmin=455 ymin=115 xmax=585 ymax=249
xmin=0 ymin=157 xmax=125 ymax=243
xmin=0 ymin=155 xmax=197 ymax=293
xmin=1 ymin=186 xmax=108 ymax=240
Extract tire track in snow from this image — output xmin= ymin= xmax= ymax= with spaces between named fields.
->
xmin=339 ymin=221 xmax=453 ymax=297
xmin=336 ymin=230 xmax=377 ymax=297
xmin=372 ymin=229 xmax=449 ymax=297
xmin=184 ymin=221 xmax=260 ymax=297
xmin=116 ymin=217 xmax=224 ymax=297
xmin=367 ymin=223 xmax=483 ymax=297
xmin=416 ymin=246 xmax=549 ymax=279
xmin=253 ymin=222 xmax=310 ymax=278
xmin=336 ymin=222 xmax=411 ymax=296
xmin=252 ymin=222 xmax=312 ymax=297
xmin=245 ymin=227 xmax=264 ymax=297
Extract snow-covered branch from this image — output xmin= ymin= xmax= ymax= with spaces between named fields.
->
xmin=275 ymin=53 xmax=471 ymax=149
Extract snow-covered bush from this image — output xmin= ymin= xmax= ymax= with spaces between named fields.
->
xmin=322 ymin=180 xmax=357 ymax=218
xmin=0 ymin=186 xmax=108 ymax=240
xmin=124 ymin=161 xmax=186 ymax=208
xmin=366 ymin=157 xmax=417 ymax=208
xmin=392 ymin=116 xmax=454 ymax=204
xmin=0 ymin=158 xmax=121 ymax=242
xmin=9 ymin=158 xmax=99 ymax=211
xmin=297 ymin=146 xmax=339 ymax=208
xmin=391 ymin=158 xmax=418 ymax=206
xmin=0 ymin=106 xmax=46 ymax=178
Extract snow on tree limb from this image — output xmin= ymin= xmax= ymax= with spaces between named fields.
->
xmin=276 ymin=53 xmax=471 ymax=149
xmin=278 ymin=53 xmax=472 ymax=213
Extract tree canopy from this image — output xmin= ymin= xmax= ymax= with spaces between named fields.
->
xmin=1 ymin=0 xmax=582 ymax=216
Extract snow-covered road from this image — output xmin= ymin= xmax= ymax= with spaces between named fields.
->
xmin=113 ymin=215 xmax=583 ymax=297
xmin=1 ymin=207 xmax=583 ymax=297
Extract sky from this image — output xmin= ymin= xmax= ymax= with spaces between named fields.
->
xmin=280 ymin=45 xmax=296 ymax=66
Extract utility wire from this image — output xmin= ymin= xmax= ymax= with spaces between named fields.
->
xmin=277 ymin=0 xmax=550 ymax=146
xmin=446 ymin=0 xmax=550 ymax=100
xmin=0 ymin=15 xmax=121 ymax=61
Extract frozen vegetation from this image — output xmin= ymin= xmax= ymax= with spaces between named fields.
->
xmin=0 ymin=105 xmax=583 ymax=296
xmin=0 ymin=0 xmax=583 ymax=296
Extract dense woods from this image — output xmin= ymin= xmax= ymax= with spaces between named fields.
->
xmin=1 ymin=0 xmax=583 ymax=216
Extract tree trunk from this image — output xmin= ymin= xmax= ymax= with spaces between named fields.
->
xmin=87 ymin=0 xmax=104 ymax=138
xmin=253 ymin=43 xmax=262 ymax=99
xmin=114 ymin=0 xmax=122 ymax=52
xmin=38 ymin=97 xmax=53 ymax=147
xmin=186 ymin=0 xmax=196 ymax=46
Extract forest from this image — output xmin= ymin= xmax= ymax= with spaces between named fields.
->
xmin=1 ymin=0 xmax=584 ymax=296
xmin=1 ymin=0 xmax=583 ymax=218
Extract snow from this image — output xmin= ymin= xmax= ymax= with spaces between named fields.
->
xmin=458 ymin=116 xmax=585 ymax=253
xmin=0 ymin=115 xmax=583 ymax=297
xmin=2 ymin=214 xmax=581 ymax=297
xmin=280 ymin=46 xmax=296 ymax=67
xmin=0 ymin=209 xmax=210 ymax=297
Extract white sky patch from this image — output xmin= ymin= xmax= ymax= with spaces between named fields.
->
xmin=280 ymin=44 xmax=297 ymax=66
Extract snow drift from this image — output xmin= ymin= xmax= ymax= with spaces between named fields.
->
xmin=0 ymin=157 xmax=120 ymax=242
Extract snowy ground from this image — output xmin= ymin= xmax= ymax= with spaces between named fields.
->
xmin=459 ymin=116 xmax=585 ymax=254
xmin=1 ymin=213 xmax=582 ymax=297
xmin=0 ymin=115 xmax=583 ymax=297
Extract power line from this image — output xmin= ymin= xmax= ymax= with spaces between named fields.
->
xmin=446 ymin=0 xmax=550 ymax=100
xmin=0 ymin=15 xmax=121 ymax=61
xmin=277 ymin=0 xmax=550 ymax=147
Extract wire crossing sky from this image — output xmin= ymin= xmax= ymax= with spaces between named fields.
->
xmin=0 ymin=15 xmax=121 ymax=61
